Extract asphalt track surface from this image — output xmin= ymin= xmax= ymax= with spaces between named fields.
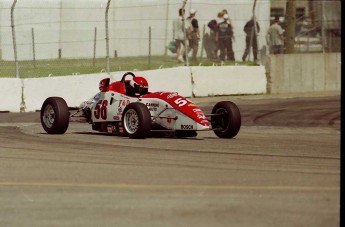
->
xmin=0 ymin=92 xmax=340 ymax=227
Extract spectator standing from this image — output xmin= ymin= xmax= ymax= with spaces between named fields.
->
xmin=185 ymin=9 xmax=200 ymax=62
xmin=242 ymin=16 xmax=260 ymax=62
xmin=222 ymin=9 xmax=232 ymax=24
xmin=205 ymin=19 xmax=217 ymax=59
xmin=224 ymin=14 xmax=235 ymax=61
xmin=265 ymin=19 xmax=274 ymax=54
xmin=267 ymin=16 xmax=285 ymax=54
xmin=222 ymin=9 xmax=235 ymax=61
xmin=172 ymin=8 xmax=185 ymax=63
xmin=214 ymin=12 xmax=225 ymax=59
xmin=216 ymin=14 xmax=235 ymax=63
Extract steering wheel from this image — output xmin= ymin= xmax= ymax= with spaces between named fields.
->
xmin=121 ymin=72 xmax=135 ymax=83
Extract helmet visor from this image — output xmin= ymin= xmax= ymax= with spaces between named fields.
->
xmin=133 ymin=83 xmax=148 ymax=94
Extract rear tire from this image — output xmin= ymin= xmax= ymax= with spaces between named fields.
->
xmin=40 ymin=97 xmax=69 ymax=134
xmin=122 ymin=102 xmax=151 ymax=139
xmin=211 ymin=101 xmax=241 ymax=138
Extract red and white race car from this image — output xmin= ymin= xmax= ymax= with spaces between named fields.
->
xmin=40 ymin=72 xmax=241 ymax=139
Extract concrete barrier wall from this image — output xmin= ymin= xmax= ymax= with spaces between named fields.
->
xmin=135 ymin=67 xmax=193 ymax=98
xmin=1 ymin=52 xmax=341 ymax=112
xmin=191 ymin=66 xmax=266 ymax=96
xmin=23 ymin=68 xmax=194 ymax=112
xmin=0 ymin=78 xmax=22 ymax=112
xmin=266 ymin=53 xmax=341 ymax=94
xmin=23 ymin=73 xmax=109 ymax=112
xmin=0 ymin=66 xmax=266 ymax=112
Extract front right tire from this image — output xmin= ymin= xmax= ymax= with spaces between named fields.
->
xmin=211 ymin=101 xmax=241 ymax=138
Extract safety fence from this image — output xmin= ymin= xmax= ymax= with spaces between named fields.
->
xmin=0 ymin=0 xmax=341 ymax=78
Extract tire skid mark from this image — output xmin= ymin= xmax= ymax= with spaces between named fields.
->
xmin=253 ymin=109 xmax=286 ymax=124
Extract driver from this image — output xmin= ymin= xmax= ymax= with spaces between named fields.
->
xmin=127 ymin=76 xmax=149 ymax=96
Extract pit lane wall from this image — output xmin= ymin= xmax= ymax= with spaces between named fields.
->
xmin=0 ymin=66 xmax=266 ymax=112
xmin=264 ymin=53 xmax=341 ymax=94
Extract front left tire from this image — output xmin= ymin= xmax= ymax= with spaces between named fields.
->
xmin=40 ymin=97 xmax=69 ymax=134
xmin=122 ymin=102 xmax=151 ymax=139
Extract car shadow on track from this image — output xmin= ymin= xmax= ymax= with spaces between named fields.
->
xmin=73 ymin=131 xmax=204 ymax=140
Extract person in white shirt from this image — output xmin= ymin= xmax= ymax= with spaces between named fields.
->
xmin=173 ymin=8 xmax=186 ymax=63
xmin=267 ymin=16 xmax=285 ymax=54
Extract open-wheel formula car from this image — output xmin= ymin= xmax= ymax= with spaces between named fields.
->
xmin=40 ymin=72 xmax=241 ymax=139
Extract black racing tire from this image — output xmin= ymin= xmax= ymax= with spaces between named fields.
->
xmin=40 ymin=97 xmax=69 ymax=134
xmin=122 ymin=102 xmax=151 ymax=139
xmin=211 ymin=101 xmax=241 ymax=138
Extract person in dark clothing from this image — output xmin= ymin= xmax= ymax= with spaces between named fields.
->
xmin=186 ymin=9 xmax=200 ymax=62
xmin=242 ymin=17 xmax=260 ymax=62
xmin=222 ymin=10 xmax=235 ymax=61
xmin=206 ymin=19 xmax=218 ymax=59
xmin=216 ymin=14 xmax=234 ymax=63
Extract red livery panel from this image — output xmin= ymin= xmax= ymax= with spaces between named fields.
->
xmin=141 ymin=92 xmax=209 ymax=126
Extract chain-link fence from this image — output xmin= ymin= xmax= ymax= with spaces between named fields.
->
xmin=0 ymin=0 xmax=341 ymax=78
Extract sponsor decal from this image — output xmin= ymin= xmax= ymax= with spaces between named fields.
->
xmin=146 ymin=103 xmax=159 ymax=107
xmin=193 ymin=108 xmax=207 ymax=119
xmin=167 ymin=92 xmax=178 ymax=99
xmin=113 ymin=116 xmax=120 ymax=121
xmin=201 ymin=119 xmax=209 ymax=125
xmin=146 ymin=103 xmax=159 ymax=111
xmin=181 ymin=124 xmax=194 ymax=130
xmin=118 ymin=107 xmax=123 ymax=113
xmin=118 ymin=99 xmax=130 ymax=107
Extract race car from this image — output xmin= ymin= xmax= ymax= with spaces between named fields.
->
xmin=40 ymin=72 xmax=241 ymax=139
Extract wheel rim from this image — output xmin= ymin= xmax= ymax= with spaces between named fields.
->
xmin=214 ymin=108 xmax=229 ymax=130
xmin=124 ymin=109 xmax=139 ymax=134
xmin=42 ymin=104 xmax=55 ymax=128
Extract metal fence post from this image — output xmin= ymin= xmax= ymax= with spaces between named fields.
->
xmin=32 ymin=27 xmax=36 ymax=68
xmin=105 ymin=0 xmax=111 ymax=74
xmin=248 ymin=0 xmax=258 ymax=62
xmin=58 ymin=0 xmax=62 ymax=59
xmin=321 ymin=0 xmax=325 ymax=54
xmin=200 ymin=24 xmax=205 ymax=59
xmin=148 ymin=26 xmax=152 ymax=67
xmin=93 ymin=27 xmax=97 ymax=67
xmin=11 ymin=0 xmax=19 ymax=78
xmin=181 ymin=0 xmax=188 ymax=66
xmin=164 ymin=0 xmax=170 ymax=56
